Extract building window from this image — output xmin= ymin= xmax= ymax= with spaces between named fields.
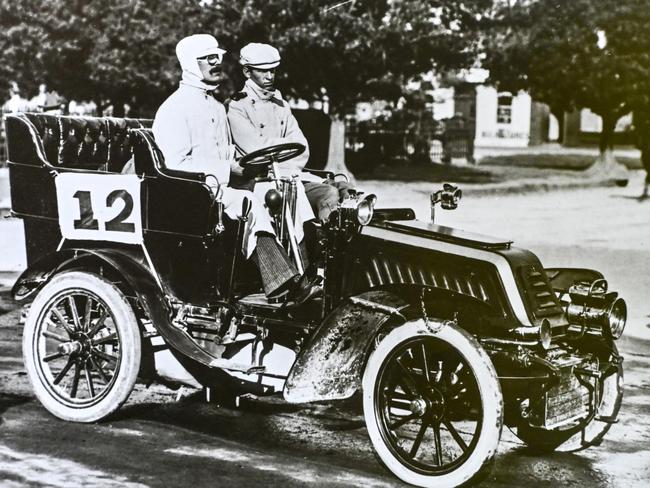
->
xmin=497 ymin=94 xmax=513 ymax=124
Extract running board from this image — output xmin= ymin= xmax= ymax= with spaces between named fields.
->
xmin=209 ymin=358 xmax=266 ymax=374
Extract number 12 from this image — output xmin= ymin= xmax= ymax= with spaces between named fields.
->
xmin=73 ymin=190 xmax=136 ymax=233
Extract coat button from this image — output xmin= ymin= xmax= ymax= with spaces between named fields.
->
xmin=280 ymin=121 xmax=284 ymax=125
xmin=260 ymin=123 xmax=265 ymax=128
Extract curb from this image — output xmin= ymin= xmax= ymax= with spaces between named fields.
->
xmin=461 ymin=176 xmax=623 ymax=197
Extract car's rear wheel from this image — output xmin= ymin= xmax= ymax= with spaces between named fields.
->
xmin=362 ymin=320 xmax=503 ymax=488
xmin=23 ymin=271 xmax=141 ymax=422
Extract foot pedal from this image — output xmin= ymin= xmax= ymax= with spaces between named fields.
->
xmin=238 ymin=292 xmax=284 ymax=309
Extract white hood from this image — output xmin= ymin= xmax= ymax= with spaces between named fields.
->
xmin=176 ymin=34 xmax=226 ymax=90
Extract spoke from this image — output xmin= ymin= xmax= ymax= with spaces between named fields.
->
xmin=433 ymin=422 xmax=443 ymax=466
xmin=84 ymin=363 xmax=96 ymax=397
xmin=67 ymin=296 xmax=82 ymax=330
xmin=93 ymin=349 xmax=118 ymax=364
xmin=43 ymin=351 xmax=64 ymax=362
xmin=442 ymin=356 xmax=461 ymax=385
xmin=53 ymin=358 xmax=75 ymax=385
xmin=89 ymin=355 xmax=110 ymax=384
xmin=421 ymin=343 xmax=431 ymax=383
xmin=442 ymin=417 xmax=468 ymax=452
xmin=395 ymin=376 xmax=418 ymax=397
xmin=388 ymin=397 xmax=413 ymax=410
xmin=83 ymin=296 xmax=93 ymax=331
xmin=388 ymin=413 xmax=417 ymax=430
xmin=434 ymin=360 xmax=443 ymax=383
xmin=395 ymin=357 xmax=423 ymax=395
xmin=386 ymin=388 xmax=415 ymax=401
xmin=42 ymin=330 xmax=69 ymax=343
xmin=51 ymin=308 xmax=74 ymax=336
xmin=447 ymin=363 xmax=474 ymax=397
xmin=88 ymin=309 xmax=108 ymax=337
xmin=70 ymin=364 xmax=81 ymax=398
xmin=409 ymin=420 xmax=430 ymax=458
xmin=92 ymin=332 xmax=118 ymax=346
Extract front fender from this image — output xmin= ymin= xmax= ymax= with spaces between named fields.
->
xmin=283 ymin=290 xmax=408 ymax=403
xmin=545 ymin=267 xmax=604 ymax=293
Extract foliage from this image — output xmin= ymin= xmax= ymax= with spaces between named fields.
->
xmin=482 ymin=0 xmax=650 ymax=153
xmin=0 ymin=0 xmax=495 ymax=117
xmin=205 ymin=0 xmax=494 ymax=115
xmin=0 ymin=0 xmax=207 ymax=116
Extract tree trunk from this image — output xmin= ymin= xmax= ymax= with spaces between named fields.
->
xmin=598 ymin=113 xmax=616 ymax=155
xmin=551 ymin=107 xmax=564 ymax=144
xmin=324 ymin=116 xmax=356 ymax=184
xmin=585 ymin=112 xmax=628 ymax=184
xmin=641 ymin=143 xmax=650 ymax=197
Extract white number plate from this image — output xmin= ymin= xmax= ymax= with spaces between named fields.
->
xmin=55 ymin=173 xmax=143 ymax=244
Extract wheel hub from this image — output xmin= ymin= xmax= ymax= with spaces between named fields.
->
xmin=410 ymin=397 xmax=428 ymax=417
xmin=58 ymin=341 xmax=83 ymax=356
xmin=427 ymin=388 xmax=446 ymax=421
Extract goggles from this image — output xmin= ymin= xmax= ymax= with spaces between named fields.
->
xmin=197 ymin=53 xmax=223 ymax=66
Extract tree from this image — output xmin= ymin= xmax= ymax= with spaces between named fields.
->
xmin=482 ymin=0 xmax=650 ymax=173
xmin=0 ymin=0 xmax=205 ymax=116
xmin=202 ymin=0 xmax=495 ymax=116
xmin=1 ymin=0 xmax=496 ymax=117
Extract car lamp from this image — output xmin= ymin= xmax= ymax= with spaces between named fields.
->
xmin=356 ymin=194 xmax=377 ymax=226
xmin=566 ymin=279 xmax=627 ymax=340
xmin=539 ymin=319 xmax=552 ymax=349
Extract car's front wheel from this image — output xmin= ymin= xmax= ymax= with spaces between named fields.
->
xmin=362 ymin=320 xmax=503 ymax=488
xmin=23 ymin=271 xmax=141 ymax=422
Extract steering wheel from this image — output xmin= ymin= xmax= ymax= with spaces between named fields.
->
xmin=238 ymin=142 xmax=306 ymax=169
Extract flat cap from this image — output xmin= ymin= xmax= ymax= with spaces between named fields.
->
xmin=240 ymin=43 xmax=281 ymax=69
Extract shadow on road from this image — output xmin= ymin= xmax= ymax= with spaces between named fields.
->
xmin=110 ymin=389 xmax=380 ymax=477
xmin=0 ymin=393 xmax=31 ymax=425
xmin=491 ymin=445 xmax=613 ymax=487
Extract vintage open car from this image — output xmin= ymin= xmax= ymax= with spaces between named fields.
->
xmin=5 ymin=113 xmax=626 ymax=488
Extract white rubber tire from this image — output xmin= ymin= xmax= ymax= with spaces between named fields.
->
xmin=23 ymin=271 xmax=141 ymax=422
xmin=362 ymin=320 xmax=503 ymax=488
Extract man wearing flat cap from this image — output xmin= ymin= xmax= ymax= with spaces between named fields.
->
xmin=228 ymin=42 xmax=350 ymax=222
xmin=153 ymin=34 xmax=319 ymax=305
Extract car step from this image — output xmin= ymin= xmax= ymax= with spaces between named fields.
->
xmin=209 ymin=357 xmax=266 ymax=374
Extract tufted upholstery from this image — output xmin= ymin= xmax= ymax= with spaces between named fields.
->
xmin=15 ymin=113 xmax=152 ymax=173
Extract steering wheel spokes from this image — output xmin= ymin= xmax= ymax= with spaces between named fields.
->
xmin=238 ymin=142 xmax=306 ymax=169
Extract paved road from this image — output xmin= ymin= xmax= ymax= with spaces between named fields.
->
xmin=1 ymin=172 xmax=650 ymax=487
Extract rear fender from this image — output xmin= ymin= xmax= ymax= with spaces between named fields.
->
xmin=284 ymin=290 xmax=408 ymax=403
xmin=12 ymin=249 xmax=110 ymax=301
xmin=11 ymin=248 xmax=219 ymax=368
